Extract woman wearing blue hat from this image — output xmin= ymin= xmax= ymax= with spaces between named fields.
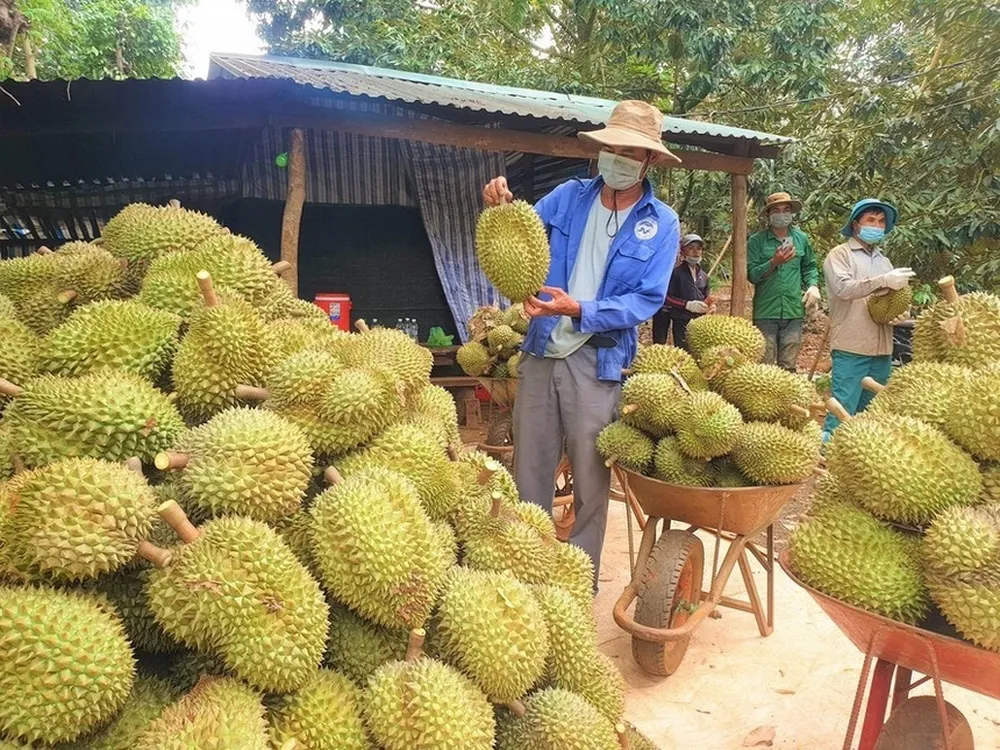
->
xmin=821 ymin=199 xmax=915 ymax=440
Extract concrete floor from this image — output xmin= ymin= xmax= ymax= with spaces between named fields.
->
xmin=592 ymin=500 xmax=1000 ymax=749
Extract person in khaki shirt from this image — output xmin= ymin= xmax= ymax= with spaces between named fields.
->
xmin=821 ymin=199 xmax=915 ymax=440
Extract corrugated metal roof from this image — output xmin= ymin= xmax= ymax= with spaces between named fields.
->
xmin=209 ymin=53 xmax=791 ymax=146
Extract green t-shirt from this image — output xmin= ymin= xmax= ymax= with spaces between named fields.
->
xmin=747 ymin=226 xmax=819 ymax=320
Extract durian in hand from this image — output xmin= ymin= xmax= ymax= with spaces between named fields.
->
xmin=867 ymin=286 xmax=912 ymax=324
xmin=685 ymin=314 xmax=766 ymax=363
xmin=476 ymin=200 xmax=550 ymax=302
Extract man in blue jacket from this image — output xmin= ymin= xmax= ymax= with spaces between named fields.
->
xmin=482 ymin=100 xmax=680 ymax=590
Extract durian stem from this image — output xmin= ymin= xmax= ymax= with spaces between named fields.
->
xmin=0 ymin=378 xmax=23 ymax=397
xmin=57 ymin=289 xmax=77 ymax=304
xmin=405 ymin=628 xmax=426 ymax=662
xmin=35 ymin=245 xmax=53 ymax=255
xmin=860 ymin=377 xmax=886 ymax=394
xmin=154 ymin=451 xmax=189 ymax=471
xmin=10 ymin=454 xmax=26 ymax=474
xmin=234 ymin=384 xmax=269 ymax=402
xmin=271 ymin=260 xmax=292 ymax=275
xmin=621 ymin=403 xmax=639 ymax=415
xmin=125 ymin=457 xmax=143 ymax=474
xmin=136 ymin=541 xmax=173 ymax=568
xmin=605 ymin=455 xmax=619 ymax=468
xmin=158 ymin=500 xmax=201 ymax=543
xmin=938 ymin=276 xmax=960 ymax=304
xmin=616 ymin=724 xmax=629 ymax=749
xmin=354 ymin=319 xmax=370 ymax=333
xmin=196 ymin=270 xmax=220 ymax=308
xmin=324 ymin=466 xmax=344 ymax=486
xmin=787 ymin=404 xmax=811 ymax=418
xmin=477 ymin=459 xmax=500 ymax=485
xmin=825 ymin=397 xmax=852 ymax=423
xmin=92 ymin=237 xmax=104 ymax=246
xmin=507 ymin=700 xmax=527 ymax=718
xmin=621 ymin=368 xmax=633 ymax=377
xmin=446 ymin=444 xmax=461 ymax=462
xmin=167 ymin=198 xmax=181 ymax=209
xmin=489 ymin=496 xmax=503 ymax=518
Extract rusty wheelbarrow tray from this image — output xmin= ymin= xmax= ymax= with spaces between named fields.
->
xmin=779 ymin=549 xmax=1000 ymax=750
xmin=612 ymin=466 xmax=803 ymax=676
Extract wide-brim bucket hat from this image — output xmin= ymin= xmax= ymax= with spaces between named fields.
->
xmin=579 ymin=100 xmax=682 ymax=165
xmin=759 ymin=191 xmax=803 ymax=217
xmin=840 ymin=198 xmax=898 ymax=237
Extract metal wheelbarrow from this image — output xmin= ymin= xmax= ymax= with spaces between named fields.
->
xmin=612 ymin=466 xmax=803 ymax=676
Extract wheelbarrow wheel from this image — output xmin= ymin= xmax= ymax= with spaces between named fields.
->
xmin=874 ymin=696 xmax=974 ymax=750
xmin=631 ymin=529 xmax=704 ymax=676
xmin=485 ymin=412 xmax=513 ymax=447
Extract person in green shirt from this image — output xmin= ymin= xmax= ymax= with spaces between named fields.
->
xmin=747 ymin=191 xmax=820 ymax=371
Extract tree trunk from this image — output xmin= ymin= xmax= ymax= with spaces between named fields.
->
xmin=280 ymin=128 xmax=306 ymax=297
xmin=729 ymin=173 xmax=749 ymax=316
xmin=23 ymin=32 xmax=36 ymax=79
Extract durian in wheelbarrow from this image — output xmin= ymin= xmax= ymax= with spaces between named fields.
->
xmin=674 ymin=390 xmax=743 ymax=459
xmin=596 ymin=421 xmax=655 ymax=473
xmin=685 ymin=314 xmax=766 ymax=363
xmin=730 ymin=421 xmax=820 ymax=486
xmin=720 ymin=363 xmax=818 ymax=430
xmin=630 ymin=344 xmax=707 ymax=390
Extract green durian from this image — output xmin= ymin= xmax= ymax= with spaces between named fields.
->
xmin=619 ymin=373 xmax=688 ymax=436
xmin=731 ymin=421 xmax=820 ymax=486
xmin=685 ymin=315 xmax=766 ymax=363
xmin=407 ymin=383 xmax=461 ymax=446
xmin=502 ymin=303 xmax=529 ymax=334
xmin=697 ymin=344 xmax=750 ymax=391
xmin=864 ymin=362 xmax=972 ymax=431
xmin=652 ymin=436 xmax=713 ymax=486
xmin=630 ymin=344 xmax=707 ymax=390
xmin=95 ymin=563 xmax=181 ymax=654
xmin=324 ymin=602 xmax=409 ymax=686
xmin=457 ymin=340 xmax=493 ymax=376
xmin=674 ymin=391 xmax=743 ymax=459
xmin=66 ymin=675 xmax=178 ymax=750
xmin=268 ymin=669 xmax=372 ymax=750
xmin=496 ymin=687 xmax=619 ymax=750
xmin=720 ymin=363 xmax=818 ymax=429
xmin=476 ymin=200 xmax=550 ymax=302
xmin=867 ymin=286 xmax=913 ymax=324
xmin=550 ymin=539 xmax=596 ymax=607
xmin=941 ymin=367 xmax=1000 ymax=461
xmin=596 ymin=421 xmax=655 ymax=473
xmin=508 ymin=351 xmax=523 ymax=377
xmin=341 ymin=325 xmax=432 ymax=394
xmin=487 ymin=324 xmax=523 ymax=356
xmin=0 ymin=318 xmax=40 ymax=405
xmin=709 ymin=457 xmax=754 ymax=487
xmin=911 ymin=286 xmax=1000 ymax=368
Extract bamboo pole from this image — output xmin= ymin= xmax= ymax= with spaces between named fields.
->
xmin=729 ymin=174 xmax=749 ymax=316
xmin=280 ymin=128 xmax=306 ymax=297
xmin=707 ymin=199 xmax=752 ymax=279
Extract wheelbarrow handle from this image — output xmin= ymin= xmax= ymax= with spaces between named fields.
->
xmin=612 ymin=583 xmax=717 ymax=643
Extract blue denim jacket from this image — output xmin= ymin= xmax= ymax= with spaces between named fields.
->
xmin=522 ymin=176 xmax=679 ymax=382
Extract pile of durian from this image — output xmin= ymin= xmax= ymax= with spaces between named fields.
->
xmin=0 ymin=202 xmax=660 ymax=750
xmin=455 ymin=304 xmax=527 ymax=379
xmin=790 ymin=277 xmax=1000 ymax=655
xmin=595 ymin=315 xmax=823 ymax=488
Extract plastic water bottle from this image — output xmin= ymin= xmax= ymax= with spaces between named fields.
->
xmin=370 ymin=317 xmax=379 ymax=329
xmin=396 ymin=318 xmax=404 ymax=332
xmin=410 ymin=318 xmax=420 ymax=342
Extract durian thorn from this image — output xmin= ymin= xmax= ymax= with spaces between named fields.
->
xmin=155 ymin=451 xmax=189 ymax=471
xmin=165 ymin=391 xmax=179 ymax=402
xmin=825 ymin=397 xmax=852 ymax=423
xmin=621 ymin=403 xmax=640 ymax=415
xmin=324 ymin=466 xmax=344 ymax=486
xmin=157 ymin=500 xmax=201 ymax=543
xmin=605 ymin=455 xmax=619 ymax=468
xmin=787 ymin=404 xmax=811 ymax=418
xmin=938 ymin=275 xmax=960 ymax=304
xmin=35 ymin=245 xmax=53 ymax=255
xmin=860 ymin=376 xmax=886 ymax=394
xmin=234 ymin=384 xmax=269 ymax=402
xmin=446 ymin=444 xmax=461 ymax=462
xmin=10 ymin=454 xmax=26 ymax=475
xmin=57 ymin=289 xmax=77 ymax=304
xmin=616 ymin=724 xmax=630 ymax=749
xmin=489 ymin=496 xmax=503 ymax=518
xmin=354 ymin=319 xmax=370 ymax=333
xmin=0 ymin=378 xmax=23 ymax=397
xmin=167 ymin=198 xmax=181 ymax=209
xmin=125 ymin=457 xmax=143 ymax=474
xmin=136 ymin=540 xmax=173 ymax=568
xmin=507 ymin=700 xmax=527 ymax=718
xmin=271 ymin=260 xmax=292 ymax=276
xmin=279 ymin=741 xmax=300 ymax=750
xmin=196 ymin=270 xmax=220 ymax=308
xmin=405 ymin=628 xmax=426 ymax=662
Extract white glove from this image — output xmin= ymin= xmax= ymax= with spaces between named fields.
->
xmin=802 ymin=285 xmax=821 ymax=310
xmin=685 ymin=300 xmax=710 ymax=314
xmin=890 ymin=311 xmax=911 ymax=325
xmin=881 ymin=268 xmax=916 ymax=291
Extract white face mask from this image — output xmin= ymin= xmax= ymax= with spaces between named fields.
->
xmin=597 ymin=151 xmax=645 ymax=190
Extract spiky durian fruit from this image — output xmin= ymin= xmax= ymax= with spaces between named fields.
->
xmin=551 ymin=540 xmax=596 ymax=607
xmin=100 ymin=202 xmax=226 ymax=291
xmin=476 ymin=200 xmax=550 ymax=302
xmin=265 ymin=316 xmax=352 ymax=361
xmin=95 ymin=563 xmax=181 ymax=654
xmin=325 ymin=603 xmax=409 ymax=686
xmin=508 ymin=351 xmax=523 ymax=377
xmin=619 ymin=373 xmax=688 ymax=436
xmin=159 ymin=407 xmax=313 ymax=522
xmin=407 ymin=383 xmax=461 ymax=446
xmin=731 ymin=421 xmax=820 ymax=486
xmin=0 ymin=291 xmax=18 ymax=320
xmin=457 ymin=340 xmax=493 ymax=376
xmin=710 ymin=457 xmax=754 ymax=487
xmin=697 ymin=344 xmax=750 ymax=391
xmin=0 ymin=585 xmax=135 ymax=745
xmin=164 ymin=650 xmax=233 ymax=693
xmin=66 ymin=675 xmax=179 ymax=750
xmin=268 ymin=669 xmax=372 ymax=750
xmin=140 ymin=676 xmax=269 ymax=749
xmin=490 ymin=361 xmax=510 ymax=378
xmin=630 ymin=344 xmax=707 ymax=390
xmin=502 ymin=302 xmax=529 ymax=334
xmin=0 ymin=252 xmax=77 ymax=334
xmin=685 ymin=315 xmax=766 ymax=363
xmin=496 ymin=688 xmax=620 ymax=750
xmin=674 ymin=391 xmax=743 ymax=459
xmin=3 ymin=457 xmax=155 ymax=581
xmin=923 ymin=504 xmax=1000 ymax=651
xmin=826 ymin=414 xmax=980 ymax=525
xmin=38 ymin=299 xmax=181 ymax=381
xmin=596 ymin=421 xmax=654 ymax=473
xmin=341 ymin=325 xmax=432 ymax=394
xmin=0 ymin=318 xmax=39 ymax=404
xmin=311 ymin=468 xmax=451 ymax=630
xmin=865 ymin=362 xmax=972 ymax=431
xmin=172 ymin=281 xmax=275 ymax=423
xmin=364 ymin=646 xmax=496 ymax=750
xmin=3 ymin=370 xmax=185 ymax=466
xmin=789 ymin=500 xmax=928 ymax=623
xmin=54 ymin=242 xmax=127 ymax=303
xmin=487 ymin=324 xmax=524 ymax=357
xmin=982 ymin=464 xmax=1000 ymax=504
xmin=620 ymin=723 xmax=662 ymax=750
xmin=720 ymin=363 xmax=817 ymax=429
xmin=317 ymin=367 xmax=406 ymax=454
xmin=867 ymin=286 xmax=912 ymax=324
xmin=941 ymin=367 xmax=1000 ymax=461
xmin=911 ymin=284 xmax=1000 ymax=368
xmin=146 ymin=513 xmax=329 ymax=693
xmin=652 ymin=437 xmax=713 ymax=486
xmin=436 ymin=569 xmax=549 ymax=702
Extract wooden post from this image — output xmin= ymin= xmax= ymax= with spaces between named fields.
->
xmin=280 ymin=128 xmax=306 ymax=297
xmin=730 ymin=173 xmax=749 ymax=317
xmin=23 ymin=35 xmax=36 ymax=80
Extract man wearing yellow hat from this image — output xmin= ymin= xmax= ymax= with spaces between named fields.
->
xmin=747 ymin=192 xmax=820 ymax=371
xmin=481 ymin=100 xmax=681 ymax=590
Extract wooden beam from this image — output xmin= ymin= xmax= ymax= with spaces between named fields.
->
xmin=280 ymin=128 xmax=305 ymax=297
xmin=272 ymin=110 xmax=755 ymax=175
xmin=730 ymin=173 xmax=749 ymax=317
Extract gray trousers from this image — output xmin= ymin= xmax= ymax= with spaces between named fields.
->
xmin=755 ymin=318 xmax=803 ymax=371
xmin=513 ymin=346 xmax=621 ymax=590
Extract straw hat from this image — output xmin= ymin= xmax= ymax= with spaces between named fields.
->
xmin=579 ymin=100 xmax=682 ymax=165
xmin=759 ymin=191 xmax=803 ymax=217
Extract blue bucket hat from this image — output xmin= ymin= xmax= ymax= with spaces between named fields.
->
xmin=840 ymin=198 xmax=898 ymax=237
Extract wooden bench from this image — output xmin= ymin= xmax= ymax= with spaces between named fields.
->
xmin=431 ymin=375 xmax=483 ymax=428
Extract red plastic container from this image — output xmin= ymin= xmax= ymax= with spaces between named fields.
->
xmin=313 ymin=293 xmax=352 ymax=331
